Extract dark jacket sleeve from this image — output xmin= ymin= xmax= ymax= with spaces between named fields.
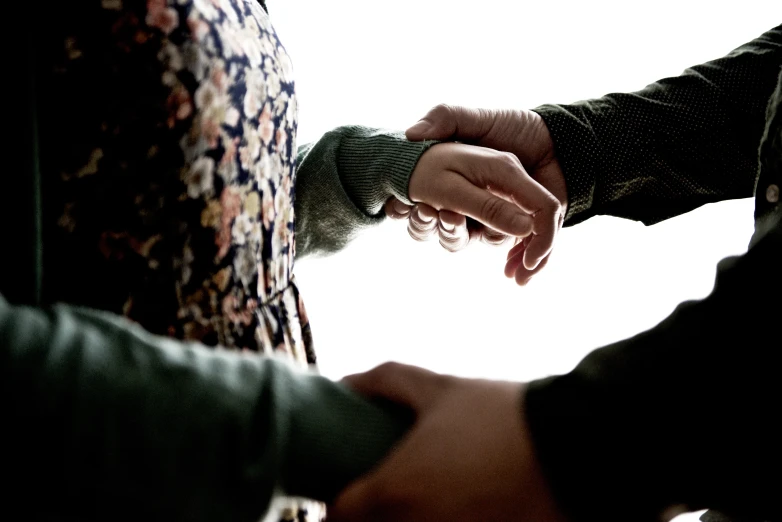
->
xmin=523 ymin=206 xmax=782 ymax=522
xmin=1 ymin=296 xmax=411 ymax=522
xmin=533 ymin=25 xmax=782 ymax=227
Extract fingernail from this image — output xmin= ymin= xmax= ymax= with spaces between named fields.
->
xmin=440 ymin=221 xmax=454 ymax=232
xmin=393 ymin=199 xmax=409 ymax=214
xmin=407 ymin=120 xmax=431 ymax=136
xmin=416 ymin=209 xmax=433 ymax=223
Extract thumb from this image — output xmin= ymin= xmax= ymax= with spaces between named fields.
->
xmin=341 ymin=362 xmax=448 ymax=412
xmin=327 ymin=475 xmax=383 ymax=522
xmin=406 ymin=104 xmax=494 ymax=142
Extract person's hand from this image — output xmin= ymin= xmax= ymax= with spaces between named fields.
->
xmin=326 ymin=362 xmax=568 ymax=522
xmin=384 ymin=199 xmax=510 ymax=252
xmin=387 ymin=105 xmax=568 ymax=285
xmin=384 ymin=141 xmax=562 ymax=273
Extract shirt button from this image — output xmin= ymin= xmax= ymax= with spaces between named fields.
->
xmin=767 ymin=184 xmax=779 ymax=204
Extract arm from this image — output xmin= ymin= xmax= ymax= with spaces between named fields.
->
xmin=1 ymin=296 xmax=411 ymax=521
xmin=534 ymin=24 xmax=782 ymax=226
xmin=294 ymin=126 xmax=437 ymax=258
xmin=524 ymin=210 xmax=782 ymax=522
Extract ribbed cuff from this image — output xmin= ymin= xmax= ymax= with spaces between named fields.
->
xmin=533 ymin=105 xmax=602 ymax=226
xmin=337 ymin=127 xmax=439 ymax=215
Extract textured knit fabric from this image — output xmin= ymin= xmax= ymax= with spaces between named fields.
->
xmin=0 ymin=294 xmax=413 ymax=522
xmin=295 ymin=127 xmax=437 ymax=258
xmin=526 ymin=24 xmax=782 ymax=522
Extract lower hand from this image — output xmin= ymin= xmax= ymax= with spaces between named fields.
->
xmin=326 ymin=362 xmax=568 ymax=522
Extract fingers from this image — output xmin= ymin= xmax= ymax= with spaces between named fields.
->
xmin=384 ymin=198 xmax=412 ymax=220
xmin=481 ymin=226 xmax=509 ymax=246
xmin=341 ymin=361 xmax=447 ymax=412
xmin=466 ymin=151 xmax=561 ymax=270
xmin=464 ymin=218 xmax=507 ymax=246
xmin=327 ymin=472 xmax=386 ymax=522
xmin=505 ymin=237 xmax=552 ymax=286
xmin=437 ymin=210 xmax=469 ymax=252
xmin=407 ymin=204 xmax=438 ymax=241
xmin=446 ymin=174 xmax=535 ymax=238
xmin=406 ymin=104 xmax=495 ymax=142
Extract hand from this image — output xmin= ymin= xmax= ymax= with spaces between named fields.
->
xmin=385 ymin=141 xmax=562 ymax=271
xmin=327 ymin=362 xmax=568 ymax=522
xmin=389 ymin=105 xmax=568 ymax=285
xmin=385 ymin=199 xmax=510 ymax=252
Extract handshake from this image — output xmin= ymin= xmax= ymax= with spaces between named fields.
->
xmin=384 ymin=104 xmax=569 ymax=286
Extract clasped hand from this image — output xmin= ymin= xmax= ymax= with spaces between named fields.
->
xmin=385 ymin=105 xmax=568 ymax=286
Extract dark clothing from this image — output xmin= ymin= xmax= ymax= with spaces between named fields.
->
xmin=527 ymin=25 xmax=782 ymax=522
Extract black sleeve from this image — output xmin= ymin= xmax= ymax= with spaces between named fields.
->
xmin=523 ymin=209 xmax=782 ymax=522
xmin=534 ymin=25 xmax=782 ymax=227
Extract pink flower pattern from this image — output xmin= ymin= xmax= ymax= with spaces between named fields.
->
xmin=41 ymin=2 xmax=319 ymax=517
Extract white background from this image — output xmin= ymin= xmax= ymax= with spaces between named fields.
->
xmin=270 ymin=2 xmax=781 ymax=520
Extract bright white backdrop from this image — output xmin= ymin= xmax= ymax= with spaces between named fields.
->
xmin=270 ymin=2 xmax=781 ymax=520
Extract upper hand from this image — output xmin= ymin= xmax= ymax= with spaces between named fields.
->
xmin=326 ymin=362 xmax=568 ymax=522
xmin=387 ymin=105 xmax=568 ymax=285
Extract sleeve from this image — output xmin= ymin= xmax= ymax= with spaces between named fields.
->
xmin=533 ymin=24 xmax=782 ymax=227
xmin=1 ymin=296 xmax=412 ymax=522
xmin=293 ymin=126 xmax=438 ymax=258
xmin=522 ymin=210 xmax=782 ymax=522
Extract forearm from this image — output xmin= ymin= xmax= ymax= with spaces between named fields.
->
xmin=524 ymin=215 xmax=782 ymax=522
xmin=294 ymin=126 xmax=436 ymax=258
xmin=534 ymin=24 xmax=782 ymax=226
xmin=1 ymin=297 xmax=411 ymax=521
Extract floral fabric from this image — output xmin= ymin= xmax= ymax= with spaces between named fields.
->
xmin=40 ymin=0 xmax=319 ymax=519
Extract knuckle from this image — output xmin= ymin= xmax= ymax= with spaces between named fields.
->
xmin=480 ymin=197 xmax=506 ymax=225
xmin=431 ymin=103 xmax=453 ymax=119
xmin=372 ymin=361 xmax=404 ymax=382
xmin=544 ymin=194 xmax=562 ymax=213
xmin=500 ymin=150 xmax=521 ymax=168
xmin=411 ymin=221 xmax=435 ymax=237
xmin=439 ymin=238 xmax=463 ymax=253
xmin=407 ymin=228 xmax=429 ymax=242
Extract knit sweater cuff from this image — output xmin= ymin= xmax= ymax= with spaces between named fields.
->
xmin=336 ymin=127 xmax=439 ymax=215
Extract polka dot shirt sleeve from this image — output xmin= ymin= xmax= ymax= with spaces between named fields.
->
xmin=534 ymin=24 xmax=782 ymax=227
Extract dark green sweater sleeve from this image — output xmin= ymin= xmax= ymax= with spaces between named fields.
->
xmin=1 ymin=295 xmax=412 ymax=521
xmin=294 ymin=126 xmax=437 ymax=258
xmin=533 ymin=24 xmax=782 ymax=227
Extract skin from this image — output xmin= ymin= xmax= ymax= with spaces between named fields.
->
xmin=389 ymin=105 xmax=569 ymax=286
xmin=398 ymin=141 xmax=562 ymax=263
xmin=326 ymin=362 xmax=569 ymax=522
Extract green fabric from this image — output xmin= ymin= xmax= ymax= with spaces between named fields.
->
xmin=1 ymin=294 xmax=413 ymax=520
xmin=8 ymin=3 xmax=433 ymax=512
xmin=3 ymin=117 xmax=430 ymax=519
xmin=294 ymin=125 xmax=437 ymax=258
xmin=8 ymin=29 xmax=432 ymax=514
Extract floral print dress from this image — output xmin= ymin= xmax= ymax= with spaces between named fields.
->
xmin=39 ymin=0 xmax=320 ymax=519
